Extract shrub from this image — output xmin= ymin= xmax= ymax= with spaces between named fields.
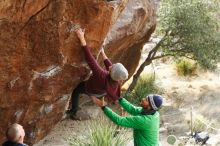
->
xmin=175 ymin=59 xmax=197 ymax=76
xmin=124 ymin=74 xmax=162 ymax=105
xmin=67 ymin=117 xmax=130 ymax=146
xmin=192 ymin=116 xmax=206 ymax=132
xmin=191 ymin=114 xmax=217 ymax=133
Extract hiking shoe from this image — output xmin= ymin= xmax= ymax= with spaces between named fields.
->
xmin=70 ymin=110 xmax=91 ymax=121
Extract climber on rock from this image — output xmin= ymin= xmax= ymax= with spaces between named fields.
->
xmin=92 ymin=94 xmax=163 ymax=146
xmin=67 ymin=28 xmax=128 ymax=120
xmin=2 ymin=123 xmax=27 ymax=146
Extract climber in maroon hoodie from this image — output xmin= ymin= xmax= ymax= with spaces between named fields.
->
xmin=68 ymin=28 xmax=128 ymax=120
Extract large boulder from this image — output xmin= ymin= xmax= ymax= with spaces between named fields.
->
xmin=103 ymin=0 xmax=157 ymax=78
xmin=0 ymin=0 xmax=156 ymax=145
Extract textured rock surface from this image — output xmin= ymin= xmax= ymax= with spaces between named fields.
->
xmin=0 ymin=0 xmax=156 ymax=145
xmin=103 ymin=0 xmax=157 ymax=78
xmin=0 ymin=0 xmax=127 ymax=144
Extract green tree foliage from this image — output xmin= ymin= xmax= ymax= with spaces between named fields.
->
xmin=157 ymin=0 xmax=220 ymax=69
xmin=128 ymin=0 xmax=220 ymax=92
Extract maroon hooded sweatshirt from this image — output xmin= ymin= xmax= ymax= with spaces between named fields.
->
xmin=82 ymin=46 xmax=121 ymax=101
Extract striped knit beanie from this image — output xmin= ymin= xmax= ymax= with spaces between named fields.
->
xmin=148 ymin=94 xmax=163 ymax=110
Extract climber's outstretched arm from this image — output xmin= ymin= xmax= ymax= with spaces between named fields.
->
xmin=101 ymin=48 xmax=108 ymax=60
xmin=75 ymin=29 xmax=106 ymax=78
xmin=101 ymin=48 xmax=112 ymax=70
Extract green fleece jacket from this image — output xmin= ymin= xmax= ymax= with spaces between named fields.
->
xmin=103 ymin=98 xmax=160 ymax=146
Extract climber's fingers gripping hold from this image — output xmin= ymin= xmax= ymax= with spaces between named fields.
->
xmin=75 ymin=28 xmax=87 ymax=46
xmin=75 ymin=28 xmax=84 ymax=39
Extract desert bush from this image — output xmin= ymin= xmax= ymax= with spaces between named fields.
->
xmin=192 ymin=116 xmax=206 ymax=132
xmin=67 ymin=117 xmax=130 ymax=146
xmin=187 ymin=114 xmax=217 ymax=133
xmin=175 ymin=59 xmax=197 ymax=76
xmin=124 ymin=74 xmax=162 ymax=105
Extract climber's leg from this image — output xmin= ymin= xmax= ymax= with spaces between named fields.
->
xmin=69 ymin=82 xmax=91 ymax=120
xmin=70 ymin=82 xmax=86 ymax=115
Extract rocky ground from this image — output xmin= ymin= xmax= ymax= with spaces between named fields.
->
xmin=34 ymin=53 xmax=220 ymax=146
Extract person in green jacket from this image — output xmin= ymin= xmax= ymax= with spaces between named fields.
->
xmin=92 ymin=94 xmax=163 ymax=146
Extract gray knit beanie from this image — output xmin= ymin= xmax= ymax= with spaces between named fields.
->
xmin=110 ymin=63 xmax=128 ymax=81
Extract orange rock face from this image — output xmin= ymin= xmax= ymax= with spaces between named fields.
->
xmin=0 ymin=0 xmax=156 ymax=145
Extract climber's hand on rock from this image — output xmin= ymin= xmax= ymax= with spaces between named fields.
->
xmin=75 ymin=28 xmax=84 ymax=38
xmin=101 ymin=48 xmax=108 ymax=60
xmin=101 ymin=48 xmax=105 ymax=54
xmin=91 ymin=96 xmax=106 ymax=107
xmin=75 ymin=28 xmax=86 ymax=46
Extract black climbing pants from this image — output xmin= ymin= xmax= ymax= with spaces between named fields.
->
xmin=70 ymin=82 xmax=86 ymax=115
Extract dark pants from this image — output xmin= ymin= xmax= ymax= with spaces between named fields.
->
xmin=70 ymin=82 xmax=86 ymax=115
